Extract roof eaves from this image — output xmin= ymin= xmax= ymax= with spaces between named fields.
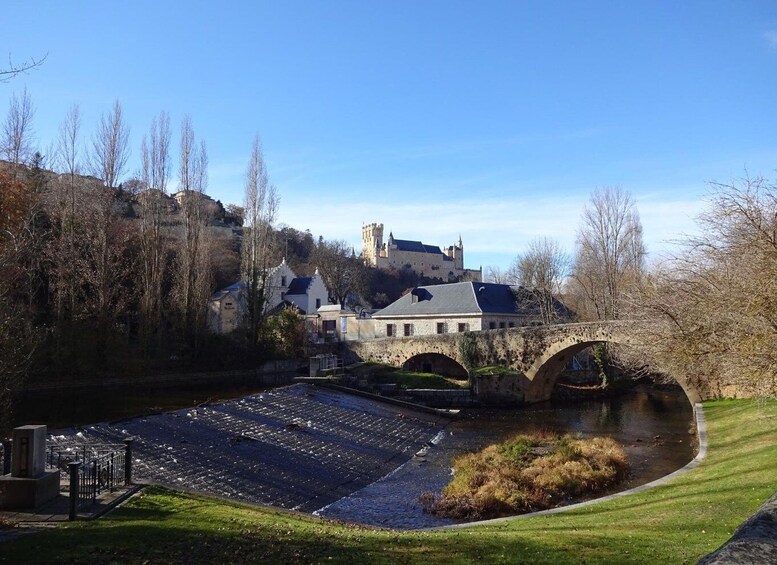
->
xmin=372 ymin=312 xmax=481 ymax=319
xmin=469 ymin=282 xmax=483 ymax=314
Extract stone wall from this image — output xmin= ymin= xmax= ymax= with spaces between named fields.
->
xmin=403 ymin=388 xmax=475 ymax=407
xmin=373 ymin=316 xmax=483 ymax=339
xmin=379 ymin=247 xmax=454 ymax=278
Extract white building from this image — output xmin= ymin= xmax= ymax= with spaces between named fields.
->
xmin=207 ymin=259 xmax=332 ymax=334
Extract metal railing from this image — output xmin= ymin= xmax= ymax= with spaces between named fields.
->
xmin=46 ymin=439 xmax=133 ymax=520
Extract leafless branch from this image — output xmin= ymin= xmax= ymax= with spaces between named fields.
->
xmin=0 ymin=53 xmax=47 ymax=83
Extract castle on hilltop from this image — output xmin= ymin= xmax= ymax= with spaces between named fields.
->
xmin=361 ymin=223 xmax=481 ymax=282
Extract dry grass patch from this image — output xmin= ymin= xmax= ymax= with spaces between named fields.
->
xmin=422 ymin=432 xmax=629 ymax=520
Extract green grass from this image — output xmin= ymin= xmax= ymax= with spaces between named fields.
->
xmin=473 ymin=365 xmax=523 ymax=377
xmin=2 ymin=399 xmax=776 ymax=564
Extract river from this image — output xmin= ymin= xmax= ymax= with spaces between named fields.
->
xmin=316 ymin=385 xmax=696 ymax=529
xmin=23 ymin=382 xmax=695 ymax=530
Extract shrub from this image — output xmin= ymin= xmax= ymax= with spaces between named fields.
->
xmin=425 ymin=432 xmax=629 ymax=520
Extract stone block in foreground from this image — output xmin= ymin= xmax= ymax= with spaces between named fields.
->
xmin=699 ymin=492 xmax=777 ymax=564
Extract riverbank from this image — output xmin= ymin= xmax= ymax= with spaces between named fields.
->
xmin=2 ymin=398 xmax=775 ymax=563
xmin=11 ymin=361 xmax=306 ymax=429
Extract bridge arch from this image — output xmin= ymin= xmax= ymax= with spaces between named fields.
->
xmin=403 ymin=352 xmax=468 ymax=379
xmin=524 ymin=332 xmax=700 ymax=404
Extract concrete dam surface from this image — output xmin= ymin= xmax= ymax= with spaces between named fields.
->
xmin=49 ymin=384 xmax=447 ymax=512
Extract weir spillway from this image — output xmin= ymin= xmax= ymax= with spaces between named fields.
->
xmin=49 ymin=384 xmax=446 ymax=512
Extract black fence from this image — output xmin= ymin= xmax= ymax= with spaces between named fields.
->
xmin=46 ymin=440 xmax=133 ymax=520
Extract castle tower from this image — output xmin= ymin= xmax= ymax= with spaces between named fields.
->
xmin=361 ymin=223 xmax=384 ymax=267
xmin=453 ymin=235 xmax=464 ymax=270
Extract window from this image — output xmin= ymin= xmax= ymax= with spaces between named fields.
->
xmin=499 ymin=322 xmax=506 ymax=329
xmin=489 ymin=321 xmax=496 ymax=330
xmin=404 ymin=323 xmax=414 ymax=337
xmin=508 ymin=322 xmax=515 ymax=328
xmin=281 ymin=276 xmax=287 ymax=286
xmin=386 ymin=324 xmax=395 ymax=337
xmin=316 ymin=298 xmax=321 ymax=309
xmin=436 ymin=322 xmax=446 ymax=334
xmin=224 ymin=301 xmax=234 ymax=310
xmin=458 ymin=323 xmax=467 ymax=333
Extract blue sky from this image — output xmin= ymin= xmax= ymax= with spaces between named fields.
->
xmin=4 ymin=1 xmax=777 ymax=272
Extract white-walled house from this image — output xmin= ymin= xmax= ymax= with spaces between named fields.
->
xmin=283 ymin=269 xmax=329 ymax=315
xmin=207 ymin=259 xmax=332 ymax=334
xmin=207 ymin=283 xmax=243 ymax=334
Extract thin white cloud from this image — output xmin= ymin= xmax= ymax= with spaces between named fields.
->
xmin=276 ymin=189 xmax=705 ymax=271
xmin=764 ymin=30 xmax=777 ymax=49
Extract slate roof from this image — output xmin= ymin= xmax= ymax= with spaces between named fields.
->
xmin=209 ymin=288 xmax=239 ymax=302
xmin=391 ymin=238 xmax=444 ymax=255
xmin=373 ymin=282 xmax=544 ymax=317
xmin=286 ymin=277 xmax=312 ymax=295
xmin=210 ymin=281 xmax=244 ymax=301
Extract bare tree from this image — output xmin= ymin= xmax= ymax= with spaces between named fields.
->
xmin=174 ymin=117 xmax=212 ymax=349
xmin=2 ymin=87 xmax=35 ymax=167
xmin=138 ymin=111 xmax=172 ymax=345
xmin=82 ymin=100 xmax=134 ymax=350
xmin=191 ymin=141 xmax=213 ymax=340
xmin=628 ymin=175 xmax=777 ymax=398
xmin=55 ymin=104 xmax=81 ymax=176
xmin=513 ymin=237 xmax=569 ymax=323
xmin=0 ymin=168 xmax=38 ymax=432
xmin=0 ymin=53 xmax=46 ymax=83
xmin=91 ymin=100 xmax=130 ymax=188
xmin=485 ymin=265 xmax=509 ymax=284
xmin=570 ymin=186 xmax=645 ymax=320
xmin=241 ymin=135 xmax=279 ymax=345
xmin=314 ymin=239 xmax=361 ymax=307
xmin=50 ymin=104 xmax=82 ymax=320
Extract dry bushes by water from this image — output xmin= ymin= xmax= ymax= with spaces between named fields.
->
xmin=422 ymin=432 xmax=629 ymax=520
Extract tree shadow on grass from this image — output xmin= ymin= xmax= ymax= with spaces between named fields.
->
xmin=108 ymin=505 xmax=177 ymax=522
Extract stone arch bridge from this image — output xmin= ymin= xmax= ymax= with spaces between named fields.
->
xmin=344 ymin=321 xmax=700 ymax=405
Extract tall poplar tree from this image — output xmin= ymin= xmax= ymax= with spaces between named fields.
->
xmin=241 ymin=135 xmax=278 ymax=346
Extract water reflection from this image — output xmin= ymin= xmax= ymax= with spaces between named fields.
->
xmin=317 ymin=385 xmax=695 ymax=530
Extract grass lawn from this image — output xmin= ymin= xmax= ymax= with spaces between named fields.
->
xmin=2 ymin=399 xmax=775 ymax=564
xmin=473 ymin=365 xmax=523 ymax=378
